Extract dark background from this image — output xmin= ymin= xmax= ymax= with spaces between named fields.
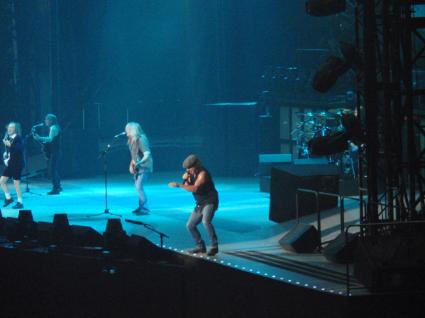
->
xmin=0 ymin=0 xmax=353 ymax=177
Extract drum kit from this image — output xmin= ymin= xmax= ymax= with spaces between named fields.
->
xmin=291 ymin=107 xmax=358 ymax=176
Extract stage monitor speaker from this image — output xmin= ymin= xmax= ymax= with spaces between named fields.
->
xmin=269 ymin=165 xmax=339 ymax=222
xmin=5 ymin=215 xmax=37 ymax=241
xmin=323 ymin=233 xmax=358 ymax=263
xmin=37 ymin=220 xmax=73 ymax=246
xmin=127 ymin=235 xmax=179 ymax=262
xmin=103 ymin=219 xmax=128 ymax=250
xmin=279 ymin=223 xmax=320 ymax=253
xmin=36 ymin=221 xmax=54 ymax=246
xmin=70 ymin=225 xmax=103 ymax=247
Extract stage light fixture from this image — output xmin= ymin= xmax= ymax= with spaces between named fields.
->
xmin=340 ymin=41 xmax=362 ymax=69
xmin=305 ymin=0 xmax=346 ymax=17
xmin=313 ymin=56 xmax=349 ymax=93
xmin=313 ymin=42 xmax=359 ymax=93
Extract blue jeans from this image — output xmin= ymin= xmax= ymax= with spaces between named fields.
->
xmin=186 ymin=204 xmax=218 ymax=247
xmin=134 ymin=169 xmax=150 ymax=209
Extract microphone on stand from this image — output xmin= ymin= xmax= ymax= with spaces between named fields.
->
xmin=113 ymin=132 xmax=126 ymax=138
xmin=31 ymin=123 xmax=44 ymax=132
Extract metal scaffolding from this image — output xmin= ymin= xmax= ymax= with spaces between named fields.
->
xmin=356 ymin=0 xmax=425 ymax=228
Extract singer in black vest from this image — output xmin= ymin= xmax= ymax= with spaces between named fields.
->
xmin=33 ymin=113 xmax=62 ymax=195
xmin=1 ymin=122 xmax=25 ymax=209
xmin=168 ymin=154 xmax=219 ymax=256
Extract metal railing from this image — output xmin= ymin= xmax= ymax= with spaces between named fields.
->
xmin=295 ymin=188 xmax=360 ymax=251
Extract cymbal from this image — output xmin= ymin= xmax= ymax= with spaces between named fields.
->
xmin=327 ymin=108 xmax=354 ymax=115
xmin=313 ymin=111 xmax=337 ymax=119
xmin=295 ymin=111 xmax=315 ymax=117
xmin=205 ymin=101 xmax=257 ymax=107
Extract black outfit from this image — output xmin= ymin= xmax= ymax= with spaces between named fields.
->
xmin=185 ymin=168 xmax=219 ymax=254
xmin=3 ymin=135 xmax=25 ymax=180
xmin=187 ymin=168 xmax=219 ymax=210
xmin=46 ymin=129 xmax=61 ymax=191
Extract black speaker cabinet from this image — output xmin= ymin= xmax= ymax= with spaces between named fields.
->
xmin=323 ymin=232 xmax=358 ymax=263
xmin=279 ymin=223 xmax=320 ymax=253
xmin=269 ymin=164 xmax=339 ymax=223
xmin=70 ymin=225 xmax=103 ymax=247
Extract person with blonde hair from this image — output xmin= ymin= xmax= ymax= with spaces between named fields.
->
xmin=1 ymin=122 xmax=25 ymax=209
xmin=125 ymin=122 xmax=153 ymax=215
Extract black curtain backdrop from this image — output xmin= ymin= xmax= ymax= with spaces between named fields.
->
xmin=0 ymin=0 xmax=348 ymax=174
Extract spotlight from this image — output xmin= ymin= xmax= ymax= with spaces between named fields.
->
xmin=313 ymin=56 xmax=349 ymax=93
xmin=306 ymin=0 xmax=346 ymax=17
xmin=340 ymin=41 xmax=362 ymax=69
xmin=313 ymin=42 xmax=359 ymax=93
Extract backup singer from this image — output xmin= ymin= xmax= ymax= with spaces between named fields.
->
xmin=125 ymin=122 xmax=153 ymax=215
xmin=33 ymin=114 xmax=62 ymax=195
xmin=1 ymin=122 xmax=25 ymax=209
xmin=168 ymin=154 xmax=219 ymax=256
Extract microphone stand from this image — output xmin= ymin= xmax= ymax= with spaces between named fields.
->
xmin=86 ymin=135 xmax=122 ymax=218
xmin=124 ymin=219 xmax=169 ymax=248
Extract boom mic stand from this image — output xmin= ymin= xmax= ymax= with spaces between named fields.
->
xmin=86 ymin=134 xmax=122 ymax=218
xmin=124 ymin=219 xmax=169 ymax=248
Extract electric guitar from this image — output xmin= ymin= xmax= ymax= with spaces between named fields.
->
xmin=31 ymin=129 xmax=51 ymax=160
xmin=3 ymin=134 xmax=11 ymax=166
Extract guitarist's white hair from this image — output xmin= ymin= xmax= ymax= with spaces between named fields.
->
xmin=125 ymin=122 xmax=145 ymax=144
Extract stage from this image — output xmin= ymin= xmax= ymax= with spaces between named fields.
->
xmin=1 ymin=171 xmax=366 ymax=297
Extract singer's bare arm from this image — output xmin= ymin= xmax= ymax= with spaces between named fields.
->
xmin=168 ymin=171 xmax=206 ymax=193
xmin=34 ymin=125 xmax=59 ymax=143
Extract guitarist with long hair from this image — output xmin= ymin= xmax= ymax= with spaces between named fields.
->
xmin=1 ymin=122 xmax=25 ymax=209
xmin=33 ymin=113 xmax=62 ymax=195
xmin=125 ymin=122 xmax=153 ymax=215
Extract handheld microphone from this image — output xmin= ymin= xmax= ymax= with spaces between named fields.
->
xmin=113 ymin=131 xmax=126 ymax=138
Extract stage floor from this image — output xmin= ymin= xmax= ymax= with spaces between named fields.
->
xmin=1 ymin=172 xmax=366 ymax=296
